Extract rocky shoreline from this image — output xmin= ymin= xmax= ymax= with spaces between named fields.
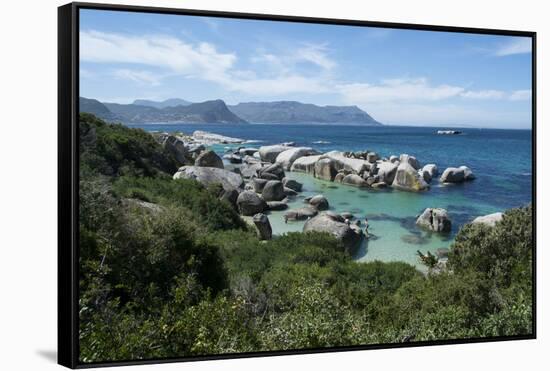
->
xmin=155 ymin=130 xmax=491 ymax=259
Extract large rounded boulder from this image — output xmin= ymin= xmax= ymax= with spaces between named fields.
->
xmin=194 ymin=150 xmax=224 ymax=169
xmin=261 ymin=180 xmax=286 ymax=201
xmin=416 ymin=208 xmax=452 ymax=233
xmin=314 ymin=158 xmax=338 ymax=181
xmin=377 ymin=161 xmax=398 ymax=184
xmin=440 ymin=166 xmax=475 ymax=183
xmin=236 ymin=191 xmax=267 ymax=216
xmin=303 ymin=212 xmax=363 ymax=253
xmin=173 ymin=166 xmax=244 ymax=191
xmin=276 ymin=147 xmax=320 ymax=170
xmin=342 ymin=174 xmax=369 ymax=187
xmin=253 ymin=213 xmax=272 ymax=240
xmin=291 ymin=155 xmax=323 ymax=174
xmin=472 ymin=212 xmax=503 ymax=227
xmin=308 ymin=195 xmax=329 ymax=210
xmin=258 ymin=144 xmax=293 ymax=163
xmin=391 ymin=155 xmax=429 ymax=192
xmin=284 ymin=206 xmax=318 ymax=221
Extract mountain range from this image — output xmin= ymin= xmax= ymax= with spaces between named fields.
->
xmin=79 ymin=97 xmax=382 ymax=125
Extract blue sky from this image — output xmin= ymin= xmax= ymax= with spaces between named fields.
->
xmin=79 ymin=9 xmax=533 ymax=128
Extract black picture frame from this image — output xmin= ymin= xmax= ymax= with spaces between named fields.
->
xmin=58 ymin=2 xmax=537 ymax=369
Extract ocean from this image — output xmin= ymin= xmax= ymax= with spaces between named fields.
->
xmin=130 ymin=123 xmax=533 ymax=268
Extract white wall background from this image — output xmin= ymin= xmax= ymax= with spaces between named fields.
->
xmin=0 ymin=0 xmax=546 ymax=369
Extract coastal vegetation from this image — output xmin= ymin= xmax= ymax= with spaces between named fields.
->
xmin=79 ymin=113 xmax=533 ymax=363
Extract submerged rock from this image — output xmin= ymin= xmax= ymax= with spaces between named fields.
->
xmin=173 ymin=166 xmax=244 ymax=191
xmin=416 ymin=208 xmax=452 ymax=233
xmin=303 ymin=212 xmax=363 ymax=253
xmin=253 ymin=213 xmax=272 ymax=240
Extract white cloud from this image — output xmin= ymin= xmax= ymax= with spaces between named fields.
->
xmin=80 ymin=30 xmax=236 ymax=81
xmin=113 ymin=69 xmax=162 ymax=86
xmin=509 ymin=89 xmax=532 ymax=101
xmin=495 ymin=38 xmax=532 ymax=56
xmin=460 ymin=90 xmax=505 ymax=100
xmin=294 ymin=44 xmax=336 ymax=70
xmin=81 ymin=30 xmax=335 ymax=96
xmin=337 ymin=77 xmax=465 ymax=104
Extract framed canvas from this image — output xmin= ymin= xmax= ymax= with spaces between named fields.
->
xmin=58 ymin=2 xmax=536 ymax=368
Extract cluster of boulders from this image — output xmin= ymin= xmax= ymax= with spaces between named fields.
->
xmin=159 ymin=131 xmax=481 ymax=250
xmin=155 ymin=131 xmax=247 ymax=166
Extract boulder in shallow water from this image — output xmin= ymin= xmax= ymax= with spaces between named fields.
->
xmin=342 ymin=174 xmax=369 ymax=187
xmin=459 ymin=166 xmax=476 ymax=180
xmin=283 ymin=178 xmax=303 ymax=192
xmin=258 ymin=162 xmax=285 ymax=180
xmin=259 ymin=144 xmax=293 ymax=163
xmin=275 ymin=147 xmax=320 ymax=170
xmin=236 ymin=190 xmax=267 ymax=216
xmin=252 ymin=178 xmax=268 ymax=193
xmin=283 ymin=187 xmax=298 ymax=197
xmin=303 ymin=212 xmax=363 ymax=253
xmin=173 ymin=166 xmax=244 ymax=191
xmin=314 ymin=158 xmax=338 ymax=181
xmin=416 ymin=208 xmax=452 ymax=233
xmin=194 ymin=150 xmax=224 ymax=169
xmin=253 ymin=213 xmax=272 ymax=240
xmin=423 ymin=164 xmax=438 ymax=177
xmin=440 ymin=166 xmax=475 ymax=183
xmin=400 ymin=154 xmax=420 ymax=170
xmin=372 ymin=182 xmax=387 ymax=189
xmin=308 ymin=194 xmax=329 ymax=211
xmin=284 ymin=206 xmax=318 ymax=221
xmin=323 ymin=151 xmax=369 ymax=175
xmin=472 ymin=212 xmax=503 ymax=227
xmin=377 ymin=161 xmax=398 ymax=184
xmin=291 ymin=155 xmax=322 ymax=174
xmin=391 ymin=156 xmax=429 ymax=192
xmin=261 ymin=180 xmax=286 ymax=202
xmin=267 ymin=201 xmax=288 ymax=211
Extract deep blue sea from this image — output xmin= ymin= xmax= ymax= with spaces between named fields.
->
xmin=130 ymin=123 xmax=533 ymax=268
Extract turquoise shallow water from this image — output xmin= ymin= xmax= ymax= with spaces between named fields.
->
xmin=131 ymin=123 xmax=533 ymax=268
